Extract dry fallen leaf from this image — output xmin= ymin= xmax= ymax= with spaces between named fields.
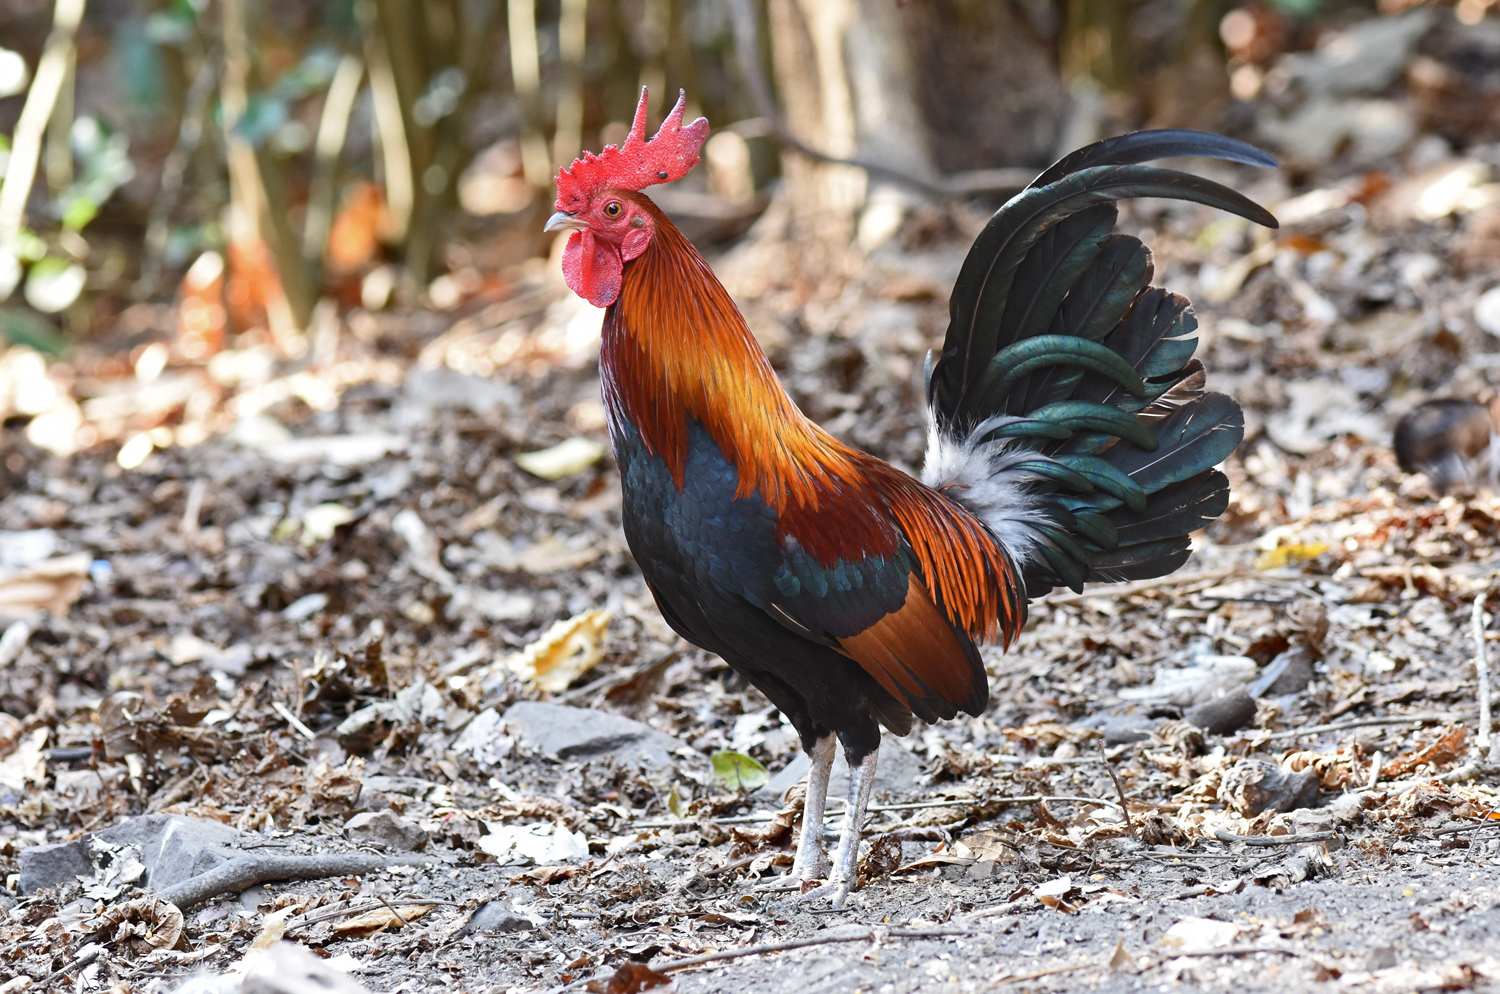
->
xmin=587 ymin=962 xmax=674 ymax=994
xmin=0 ymin=553 xmax=90 ymax=619
xmin=1382 ymin=725 xmax=1469 ymax=779
xmin=1254 ymin=542 xmax=1330 ymax=570
xmin=1161 ymin=916 xmax=1241 ymax=951
xmin=517 ymin=536 xmax=601 ymax=574
xmin=1110 ymin=938 xmax=1138 ymax=973
xmin=331 ymin=904 xmax=435 ymax=937
xmin=94 ymin=898 xmax=184 ymax=954
xmin=515 ymin=437 xmax=606 ymax=480
xmin=250 ymin=907 xmax=298 ymax=950
xmin=508 ymin=609 xmax=612 ymax=693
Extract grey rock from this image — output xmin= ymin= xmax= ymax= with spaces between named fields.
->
xmin=462 ymin=899 xmax=536 ymax=934
xmin=501 ymin=701 xmax=689 ymax=769
xmin=344 ymin=810 xmax=428 ymax=851
xmin=1183 ymin=688 xmax=1257 ymax=736
xmin=1075 ymin=706 xmax=1162 ymax=745
xmin=1103 ymin=715 xmax=1161 ymax=745
xmin=20 ymin=814 xmax=245 ymax=896
xmin=764 ymin=735 xmax=925 ymax=802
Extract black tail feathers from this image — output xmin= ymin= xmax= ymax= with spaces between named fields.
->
xmin=924 ymin=130 xmax=1276 ymax=594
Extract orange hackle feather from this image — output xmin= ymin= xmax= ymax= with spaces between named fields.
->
xmin=601 ymin=195 xmax=1025 ymax=669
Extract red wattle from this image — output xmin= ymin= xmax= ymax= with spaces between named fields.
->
xmin=561 ymin=229 xmax=622 ymax=308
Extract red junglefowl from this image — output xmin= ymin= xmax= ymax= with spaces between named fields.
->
xmin=546 ymin=90 xmax=1278 ymax=904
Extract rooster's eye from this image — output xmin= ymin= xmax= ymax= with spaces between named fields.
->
xmin=603 ymin=201 xmax=623 ymax=218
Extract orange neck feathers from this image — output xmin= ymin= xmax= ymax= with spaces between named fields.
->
xmin=600 ymin=196 xmax=1022 ymax=643
xmin=601 ymin=197 xmax=868 ymax=517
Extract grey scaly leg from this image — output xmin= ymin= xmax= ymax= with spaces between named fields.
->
xmin=789 ymin=733 xmax=836 ymax=882
xmin=803 ymin=740 xmax=878 ymax=907
xmin=753 ymin=733 xmax=835 ymax=891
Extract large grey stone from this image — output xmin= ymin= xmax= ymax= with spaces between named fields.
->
xmin=501 ymin=701 xmax=689 ymax=769
xmin=344 ymin=810 xmax=428 ymax=851
xmin=20 ymin=814 xmax=245 ymax=896
xmin=764 ymin=735 xmax=925 ymax=803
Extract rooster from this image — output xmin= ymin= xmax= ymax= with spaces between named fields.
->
xmin=547 ymin=90 xmax=1277 ymax=904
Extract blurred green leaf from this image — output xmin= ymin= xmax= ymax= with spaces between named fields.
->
xmin=0 ymin=308 xmax=68 ymax=355
xmin=710 ymin=751 xmax=769 ymax=792
xmin=13 ymin=231 xmax=47 ymax=263
xmin=58 ymin=117 xmax=134 ymax=231
xmin=144 ymin=11 xmax=196 ymax=45
xmin=1267 ymin=0 xmax=1321 ymax=15
xmin=235 ymin=95 xmax=289 ymax=146
xmin=269 ymin=45 xmax=342 ymax=102
xmin=113 ymin=23 xmax=168 ymax=110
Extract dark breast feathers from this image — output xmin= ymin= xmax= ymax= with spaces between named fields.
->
xmin=613 ymin=416 xmax=983 ymax=758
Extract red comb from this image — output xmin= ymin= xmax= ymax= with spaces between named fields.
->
xmin=554 ymin=89 xmax=709 ymax=212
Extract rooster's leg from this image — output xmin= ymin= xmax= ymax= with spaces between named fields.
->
xmin=802 ymin=741 xmax=878 ymax=907
xmin=752 ymin=732 xmax=834 ymax=892
xmin=789 ymin=733 xmax=836 ymax=881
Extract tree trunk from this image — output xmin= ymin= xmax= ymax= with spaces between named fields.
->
xmin=763 ymin=0 xmax=1065 ymax=274
xmin=766 ymin=0 xmax=866 ymax=274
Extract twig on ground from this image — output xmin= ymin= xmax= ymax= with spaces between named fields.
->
xmin=272 ymin=700 xmax=317 ymax=740
xmin=1101 ymin=741 xmax=1134 ymax=836
xmin=287 ymin=898 xmax=462 ymax=932
xmin=146 ymin=766 xmax=203 ymax=813
xmin=630 ymin=793 xmax=1124 ymax=830
xmin=649 ymin=926 xmax=973 ymax=973
xmin=374 ymin=894 xmax=410 ymax=927
xmin=1154 ymin=947 xmax=1301 ymax=961
xmin=1433 ymin=814 xmax=1500 ymax=836
xmin=987 ymin=960 xmax=1102 ymax=986
xmin=1212 ymin=829 xmax=1339 ymax=846
xmin=962 ymin=896 xmax=1035 ymax=921
xmin=39 ymin=943 xmax=105 ymax=987
xmin=1260 ymin=714 xmax=1458 ymax=741
xmin=1475 ymin=590 xmax=1495 ymax=758
xmin=1041 ymin=569 xmax=1250 ymax=607
xmin=155 ymin=852 xmax=432 ymax=910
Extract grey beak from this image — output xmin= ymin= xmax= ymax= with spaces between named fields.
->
xmin=545 ymin=211 xmax=588 ymax=233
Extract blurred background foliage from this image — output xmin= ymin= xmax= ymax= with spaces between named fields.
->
xmin=0 ymin=0 xmax=1493 ymax=366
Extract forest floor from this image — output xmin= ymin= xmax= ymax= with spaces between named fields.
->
xmin=6 ymin=116 xmax=1500 ymax=994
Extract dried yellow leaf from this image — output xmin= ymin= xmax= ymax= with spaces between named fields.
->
xmin=330 ymin=904 xmax=435 ymax=937
xmin=508 ymin=609 xmax=612 ymax=694
xmin=1254 ymin=542 xmax=1329 ymax=570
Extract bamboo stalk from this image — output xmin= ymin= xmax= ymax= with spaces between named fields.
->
xmin=0 ymin=0 xmax=87 ymax=245
xmin=552 ymin=0 xmax=589 ymax=171
xmin=303 ymin=54 xmax=365 ymax=259
xmin=44 ymin=48 xmax=74 ymax=194
xmin=508 ymin=0 xmax=552 ymax=188
xmin=136 ymin=56 xmax=219 ymax=298
xmin=220 ymin=0 xmax=311 ymax=335
xmin=361 ymin=4 xmax=413 ymax=242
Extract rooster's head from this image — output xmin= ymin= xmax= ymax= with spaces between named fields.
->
xmin=546 ymin=88 xmax=709 ymax=307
